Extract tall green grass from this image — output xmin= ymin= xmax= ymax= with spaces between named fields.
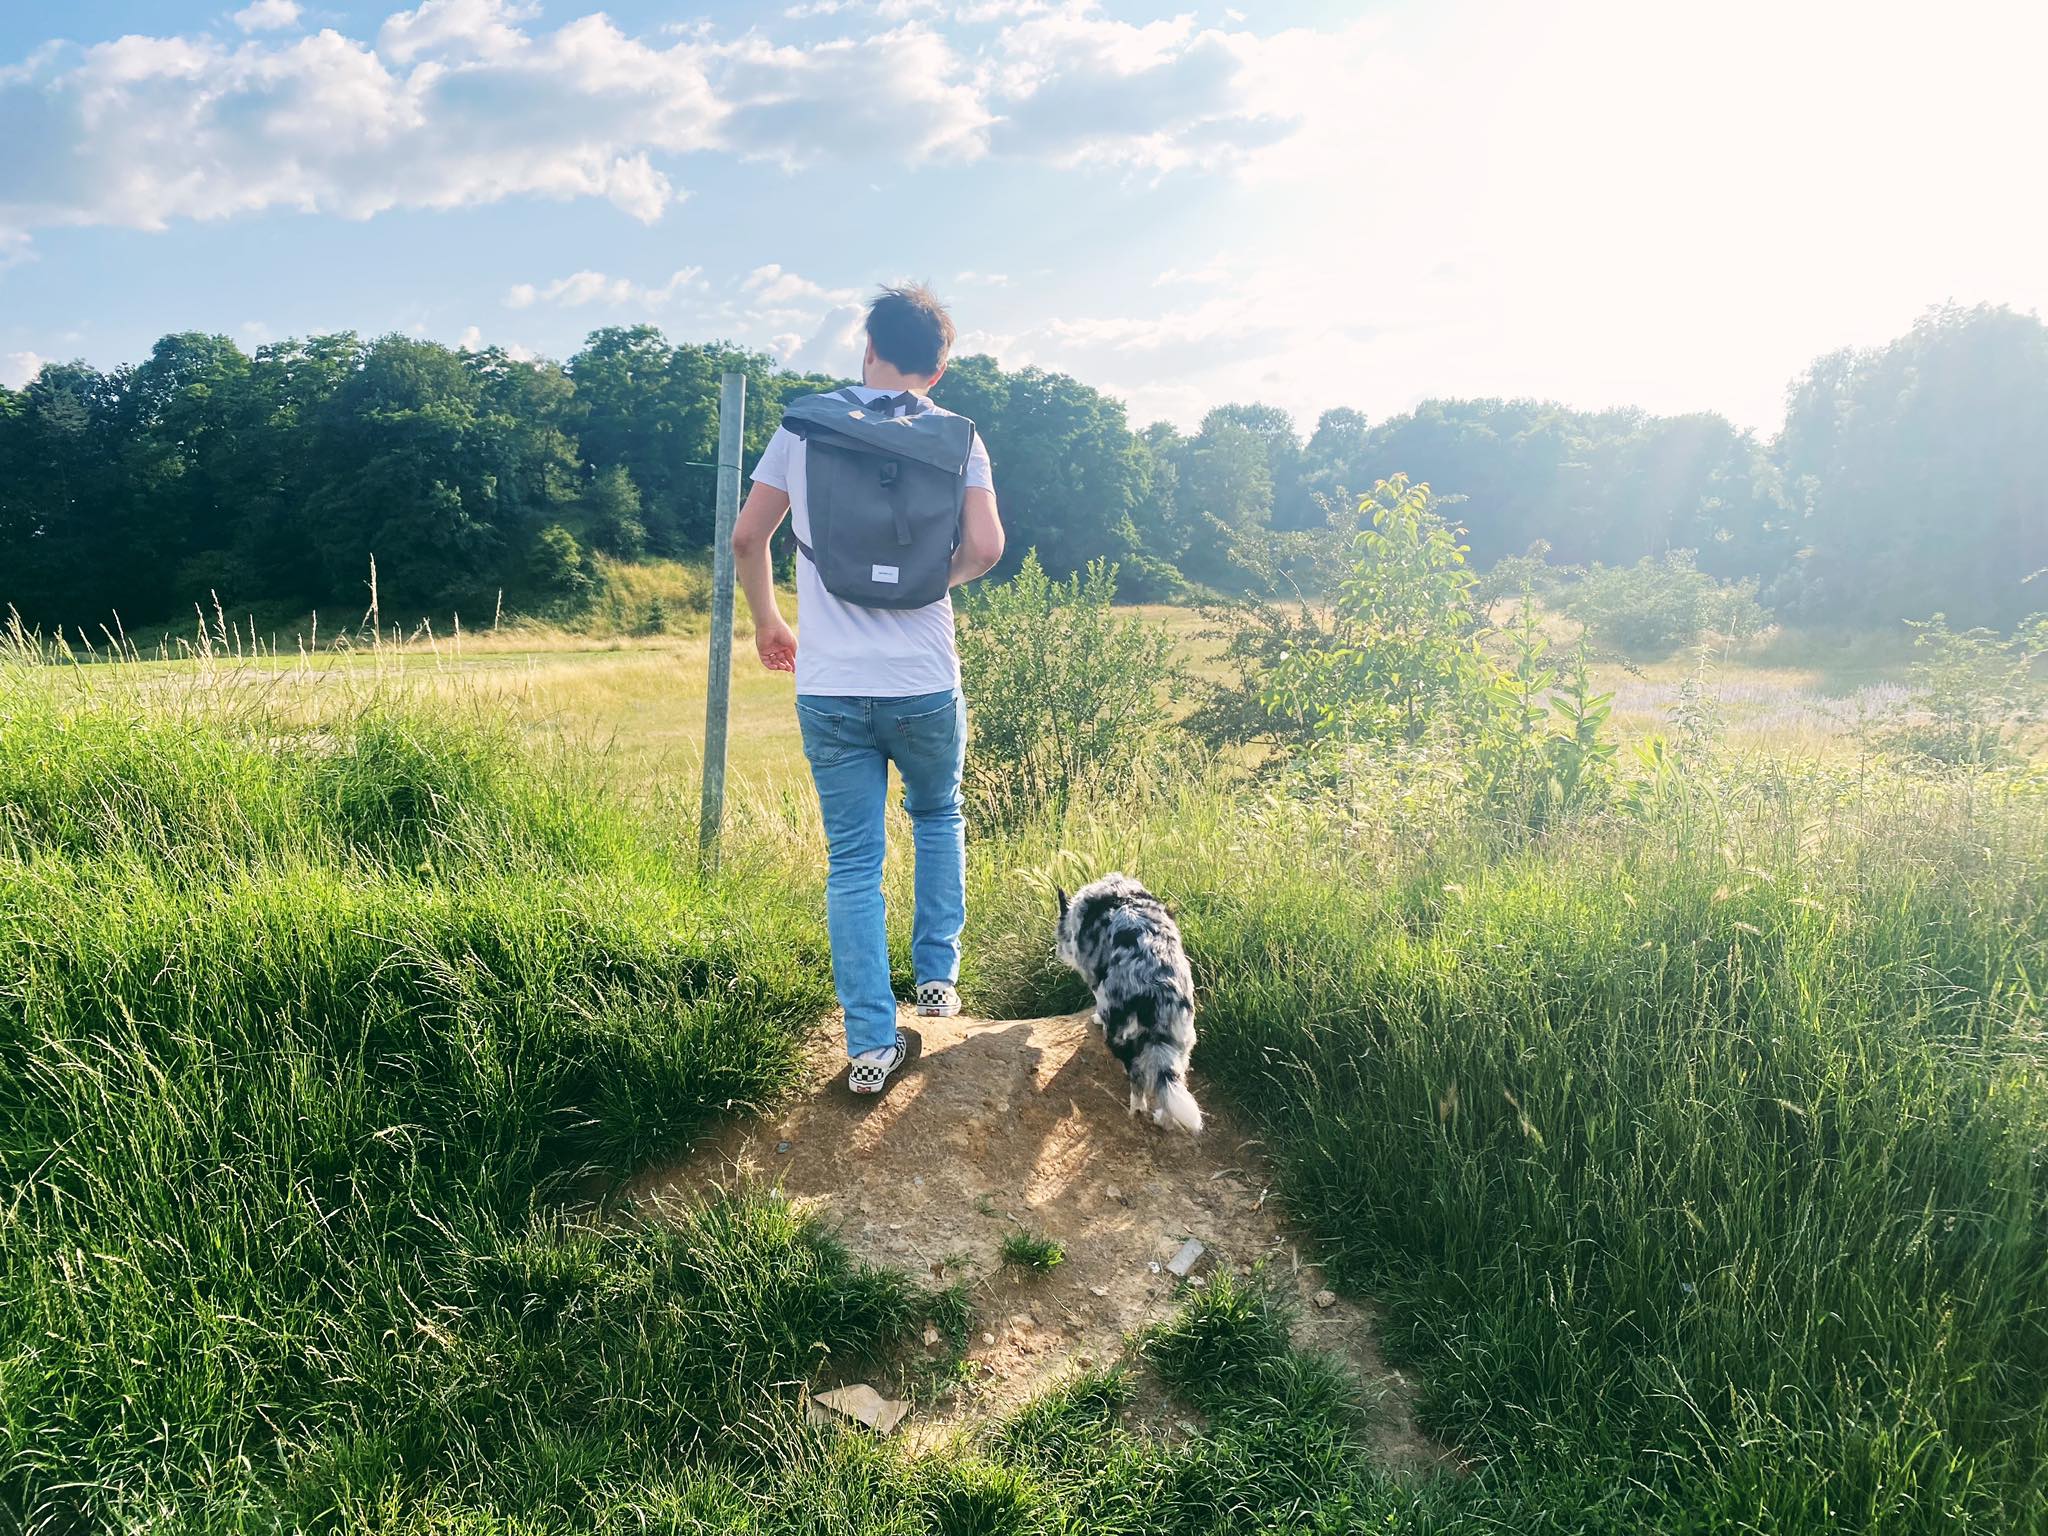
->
xmin=965 ymin=768 xmax=2048 ymax=1531
xmin=0 ymin=671 xmax=887 ymax=1530
xmin=9 ymin=644 xmax=2046 ymax=1532
xmin=4 ymin=665 xmax=1432 ymax=1533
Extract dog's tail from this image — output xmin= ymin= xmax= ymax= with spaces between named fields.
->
xmin=1138 ymin=1053 xmax=1204 ymax=1134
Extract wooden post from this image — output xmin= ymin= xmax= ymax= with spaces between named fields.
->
xmin=699 ymin=371 xmax=747 ymax=864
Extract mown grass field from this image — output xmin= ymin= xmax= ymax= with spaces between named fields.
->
xmin=57 ymin=603 xmax=1931 ymax=798
xmin=4 ymin=620 xmax=2045 ymax=1534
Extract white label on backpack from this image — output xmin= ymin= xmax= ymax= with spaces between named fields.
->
xmin=871 ymin=564 xmax=899 ymax=584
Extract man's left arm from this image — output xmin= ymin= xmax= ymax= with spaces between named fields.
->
xmin=950 ymin=486 xmax=1004 ymax=586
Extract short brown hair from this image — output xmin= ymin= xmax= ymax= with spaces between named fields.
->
xmin=865 ymin=283 xmax=956 ymax=378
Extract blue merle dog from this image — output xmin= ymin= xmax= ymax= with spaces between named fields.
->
xmin=1055 ymin=872 xmax=1204 ymax=1134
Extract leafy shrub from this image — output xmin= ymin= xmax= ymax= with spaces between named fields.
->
xmin=1474 ymin=538 xmax=1566 ymax=610
xmin=1255 ymin=476 xmax=1617 ymax=827
xmin=1265 ymin=475 xmax=1487 ymax=746
xmin=1870 ymin=611 xmax=2047 ymax=766
xmin=998 ymin=1229 xmax=1065 ymax=1272
xmin=1181 ymin=596 xmax=1340 ymax=754
xmin=528 ymin=523 xmax=593 ymax=600
xmin=1468 ymin=602 xmax=1618 ymax=827
xmin=956 ymin=552 xmax=1183 ymax=831
xmin=581 ymin=464 xmax=648 ymax=559
xmin=1566 ymin=549 xmax=1768 ymax=658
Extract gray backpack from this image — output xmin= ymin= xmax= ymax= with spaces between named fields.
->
xmin=782 ymin=386 xmax=978 ymax=609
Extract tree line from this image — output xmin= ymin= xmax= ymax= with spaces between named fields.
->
xmin=2 ymin=302 xmax=2042 ymax=634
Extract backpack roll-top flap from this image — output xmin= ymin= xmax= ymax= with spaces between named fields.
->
xmin=781 ymin=390 xmax=975 ymax=476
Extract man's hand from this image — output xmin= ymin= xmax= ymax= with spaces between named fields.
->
xmin=754 ymin=614 xmax=797 ymax=672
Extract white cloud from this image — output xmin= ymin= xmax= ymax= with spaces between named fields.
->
xmin=741 ymin=263 xmax=859 ymax=306
xmin=780 ymin=304 xmax=868 ymax=374
xmin=1 ymin=350 xmax=46 ymax=389
xmin=714 ymin=25 xmax=991 ymax=169
xmin=456 ymin=324 xmax=535 ymax=359
xmin=1152 ymin=263 xmax=1230 ymax=287
xmin=0 ymin=2 xmax=1318 ymax=244
xmin=504 ymin=265 xmax=702 ymax=310
xmin=955 ymin=270 xmax=1009 ymax=285
xmin=232 ymin=0 xmax=303 ymax=33
xmin=955 ymin=0 xmax=1052 ymax=19
xmin=0 ymin=21 xmax=717 ymax=232
xmin=983 ymin=7 xmax=1296 ymax=173
xmin=378 ymin=0 xmax=536 ymax=64
xmin=745 ymin=265 xmax=856 ymax=306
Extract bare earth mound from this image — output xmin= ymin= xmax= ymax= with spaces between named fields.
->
xmin=637 ymin=1010 xmax=1447 ymax=1468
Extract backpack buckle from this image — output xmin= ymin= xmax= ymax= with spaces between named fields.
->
xmin=879 ymin=461 xmax=900 ymax=488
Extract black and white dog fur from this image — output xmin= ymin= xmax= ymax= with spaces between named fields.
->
xmin=1055 ymin=873 xmax=1204 ymax=1134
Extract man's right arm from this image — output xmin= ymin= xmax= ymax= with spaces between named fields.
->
xmin=732 ymin=480 xmax=797 ymax=672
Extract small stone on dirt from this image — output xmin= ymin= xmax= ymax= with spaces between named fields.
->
xmin=775 ymin=1140 xmax=792 ymax=1154
xmin=1088 ymin=1285 xmax=1108 ymax=1298
xmin=923 ymin=1324 xmax=940 ymax=1348
xmin=1314 ymin=1289 xmax=1337 ymax=1309
xmin=1147 ymin=1260 xmax=1162 ymax=1274
xmin=1166 ymin=1238 xmax=1208 ymax=1277
xmin=812 ymin=1384 xmax=910 ymax=1435
xmin=981 ymin=1332 xmax=996 ymax=1346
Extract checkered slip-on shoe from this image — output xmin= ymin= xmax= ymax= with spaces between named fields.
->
xmin=914 ymin=980 xmax=962 ymax=1017
xmin=847 ymin=1031 xmax=907 ymax=1095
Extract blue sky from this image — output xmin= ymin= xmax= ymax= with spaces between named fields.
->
xmin=3 ymin=0 xmax=2043 ymax=433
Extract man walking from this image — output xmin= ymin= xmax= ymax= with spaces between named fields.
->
xmin=732 ymin=284 xmax=1004 ymax=1094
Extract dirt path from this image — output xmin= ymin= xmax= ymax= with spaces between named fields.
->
xmin=636 ymin=1010 xmax=1446 ymax=1467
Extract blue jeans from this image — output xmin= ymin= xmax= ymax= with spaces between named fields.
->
xmin=794 ymin=689 xmax=967 ymax=1057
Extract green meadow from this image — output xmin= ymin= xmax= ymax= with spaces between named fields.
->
xmin=3 ymin=609 xmax=2045 ymax=1534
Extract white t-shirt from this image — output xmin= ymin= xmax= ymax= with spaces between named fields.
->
xmin=751 ymin=386 xmax=995 ymax=698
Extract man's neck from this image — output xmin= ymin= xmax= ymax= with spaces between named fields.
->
xmin=862 ymin=365 xmax=934 ymax=395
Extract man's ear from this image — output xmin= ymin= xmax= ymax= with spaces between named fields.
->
xmin=1055 ymin=886 xmax=1070 ymax=919
xmin=929 ymin=359 xmax=946 ymax=388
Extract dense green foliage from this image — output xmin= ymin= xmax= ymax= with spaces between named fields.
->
xmin=1565 ymin=549 xmax=1770 ymax=658
xmin=6 ymin=302 xmax=2044 ymax=634
xmin=1781 ymin=304 xmax=2048 ymax=627
xmin=0 ymin=329 xmax=828 ymax=630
